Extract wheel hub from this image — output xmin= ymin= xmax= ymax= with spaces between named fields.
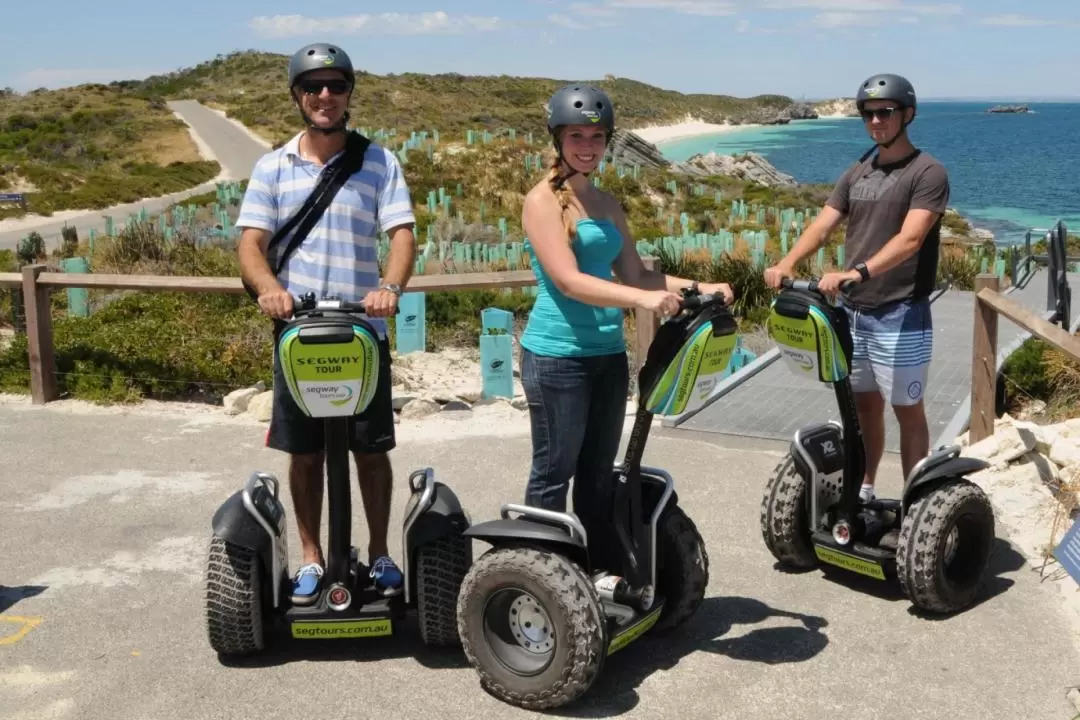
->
xmin=509 ymin=594 xmax=553 ymax=654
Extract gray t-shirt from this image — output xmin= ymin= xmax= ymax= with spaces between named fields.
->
xmin=826 ymin=149 xmax=950 ymax=309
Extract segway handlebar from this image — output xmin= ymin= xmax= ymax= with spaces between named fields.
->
xmin=779 ymin=277 xmax=857 ymax=294
xmin=680 ymin=292 xmax=722 ymax=311
xmin=291 ymin=292 xmax=400 ymax=315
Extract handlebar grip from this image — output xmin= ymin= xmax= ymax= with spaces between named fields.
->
xmin=681 ymin=293 xmax=720 ymax=310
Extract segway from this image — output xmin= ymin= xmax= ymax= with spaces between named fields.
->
xmin=760 ymin=277 xmax=996 ymax=614
xmin=456 ymin=288 xmax=738 ymax=710
xmin=204 ymin=293 xmax=472 ymax=655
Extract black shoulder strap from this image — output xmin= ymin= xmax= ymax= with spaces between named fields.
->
xmin=243 ymin=131 xmax=372 ymax=302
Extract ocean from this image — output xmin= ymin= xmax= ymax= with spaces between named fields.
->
xmin=654 ymin=102 xmax=1080 ymax=246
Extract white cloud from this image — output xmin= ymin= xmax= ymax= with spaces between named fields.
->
xmin=249 ymin=12 xmax=502 ymax=38
xmin=549 ymin=13 xmax=590 ymax=28
xmin=568 ymin=2 xmax=619 ymax=15
xmin=606 ymin=0 xmax=738 ymax=15
xmin=977 ymin=13 xmax=1054 ymax=26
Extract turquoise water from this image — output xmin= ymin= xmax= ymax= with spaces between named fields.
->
xmin=656 ymin=102 xmax=1080 ymax=245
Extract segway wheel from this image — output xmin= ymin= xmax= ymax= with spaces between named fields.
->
xmin=897 ymin=478 xmax=996 ymax=615
xmin=205 ymin=536 xmax=265 ymax=655
xmin=457 ymin=547 xmax=604 ymax=710
xmin=655 ymin=505 xmax=709 ymax=632
xmin=760 ymin=454 xmax=818 ymax=569
xmin=416 ymin=533 xmax=471 ymax=647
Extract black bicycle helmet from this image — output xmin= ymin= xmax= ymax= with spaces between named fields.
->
xmin=855 ymin=73 xmax=917 ymax=157
xmin=545 ymin=83 xmax=615 ymax=135
xmin=288 ymin=42 xmax=355 ymax=87
xmin=544 ymin=83 xmax=615 ymax=184
xmin=287 ymin=43 xmax=355 ymax=135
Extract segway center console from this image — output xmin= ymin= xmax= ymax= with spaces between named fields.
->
xmin=456 ymin=288 xmax=738 ymax=710
xmin=760 ymin=277 xmax=996 ymax=614
xmin=205 ymin=293 xmax=472 ymax=655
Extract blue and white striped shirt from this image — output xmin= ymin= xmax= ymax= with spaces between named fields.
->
xmin=236 ymin=131 xmax=416 ymax=337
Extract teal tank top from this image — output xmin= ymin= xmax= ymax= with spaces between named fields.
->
xmin=520 ymin=217 xmax=627 ymax=358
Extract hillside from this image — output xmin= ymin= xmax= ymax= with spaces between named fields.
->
xmin=131 ymin=50 xmax=825 ymax=147
xmin=0 ymin=86 xmax=219 ymax=219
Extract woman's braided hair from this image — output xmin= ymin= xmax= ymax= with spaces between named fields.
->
xmin=546 ymin=138 xmax=578 ymax=245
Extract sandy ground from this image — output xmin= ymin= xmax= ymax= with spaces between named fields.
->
xmin=629 ymin=117 xmax=764 ymax=145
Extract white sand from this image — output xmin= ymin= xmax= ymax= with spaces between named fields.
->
xmin=629 ymin=116 xmax=763 ymax=146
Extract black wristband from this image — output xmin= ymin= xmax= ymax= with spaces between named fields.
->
xmin=855 ymin=262 xmax=870 ymax=282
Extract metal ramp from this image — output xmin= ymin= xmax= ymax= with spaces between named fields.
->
xmin=667 ymin=221 xmax=1076 ymax=453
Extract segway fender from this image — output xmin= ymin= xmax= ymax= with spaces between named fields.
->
xmin=902 ymin=456 xmax=990 ymax=513
xmin=212 ymin=490 xmax=272 ymax=553
xmin=405 ymin=482 xmax=471 ymax=552
xmin=465 ymin=518 xmax=589 ymax=568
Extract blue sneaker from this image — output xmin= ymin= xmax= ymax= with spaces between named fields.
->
xmin=369 ymin=555 xmax=403 ymax=595
xmin=291 ymin=563 xmax=323 ymax=605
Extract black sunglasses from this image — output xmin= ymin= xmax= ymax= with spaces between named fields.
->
xmin=861 ymin=107 xmax=900 ymax=122
xmin=299 ymin=79 xmax=350 ymax=96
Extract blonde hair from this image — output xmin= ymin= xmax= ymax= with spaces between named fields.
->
xmin=545 ymin=151 xmax=578 ymax=245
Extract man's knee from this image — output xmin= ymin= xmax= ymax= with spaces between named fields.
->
xmin=892 ymin=400 xmax=928 ymax=429
xmin=290 ymin=451 xmax=324 ymax=477
xmin=353 ymin=450 xmax=391 ymax=478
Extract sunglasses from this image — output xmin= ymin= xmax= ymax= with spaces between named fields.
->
xmin=298 ymin=79 xmax=350 ymax=96
xmin=861 ymin=107 xmax=900 ymax=122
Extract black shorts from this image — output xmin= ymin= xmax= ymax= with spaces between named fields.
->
xmin=265 ymin=330 xmax=396 ymax=456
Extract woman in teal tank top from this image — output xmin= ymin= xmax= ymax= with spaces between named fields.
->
xmin=518 ymin=84 xmax=733 ymax=563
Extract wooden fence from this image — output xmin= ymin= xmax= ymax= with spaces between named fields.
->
xmin=968 ymin=273 xmax=1080 ymax=443
xmin=0 ymin=258 xmax=662 ymax=405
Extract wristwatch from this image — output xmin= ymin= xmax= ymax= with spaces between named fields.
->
xmin=379 ymin=283 xmax=402 ymax=296
xmin=854 ymin=262 xmax=870 ymax=282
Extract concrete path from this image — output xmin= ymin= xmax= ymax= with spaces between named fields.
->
xmin=1 ymin=397 xmax=1078 ymax=719
xmin=0 ymin=101 xmax=269 ymax=253
xmin=674 ymin=267 xmax=1080 ymax=454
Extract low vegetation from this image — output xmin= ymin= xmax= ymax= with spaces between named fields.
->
xmin=133 ymin=50 xmax=800 ymax=148
xmin=1000 ymin=336 xmax=1080 ymax=422
xmin=0 ymin=130 xmax=1018 ymax=405
xmin=0 ymin=85 xmax=219 ymax=220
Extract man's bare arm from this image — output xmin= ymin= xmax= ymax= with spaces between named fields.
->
xmin=237 ymin=227 xmax=283 ymax=296
xmin=381 ymin=223 xmax=416 ymax=289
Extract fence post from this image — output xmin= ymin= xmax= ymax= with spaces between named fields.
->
xmin=634 ymin=256 xmax=661 ymax=377
xmin=22 ymin=264 xmax=58 ymax=405
xmin=969 ymin=273 xmax=999 ymax=444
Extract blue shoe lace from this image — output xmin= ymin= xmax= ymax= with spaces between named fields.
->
xmin=369 ymin=555 xmax=402 ymax=590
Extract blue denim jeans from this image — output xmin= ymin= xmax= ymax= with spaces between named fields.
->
xmin=520 ymin=349 xmax=629 ymax=548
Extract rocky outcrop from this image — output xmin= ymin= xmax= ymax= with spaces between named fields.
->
xmin=608 ymin=128 xmax=670 ymax=170
xmin=812 ymin=98 xmax=859 ymax=118
xmin=609 ymin=129 xmax=796 ymax=187
xmin=988 ymin=104 xmax=1030 ymax=114
xmin=676 ymin=151 xmax=797 ymax=187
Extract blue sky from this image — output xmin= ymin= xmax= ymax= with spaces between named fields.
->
xmin=1 ymin=0 xmax=1077 ymax=100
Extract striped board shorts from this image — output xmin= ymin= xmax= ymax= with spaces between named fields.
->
xmin=841 ymin=298 xmax=933 ymax=406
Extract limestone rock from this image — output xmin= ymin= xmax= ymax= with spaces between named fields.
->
xmin=399 ymin=398 xmax=441 ymax=419
xmin=246 ymin=390 xmax=274 ymax=422
xmin=962 ymin=423 xmax=1036 ymax=468
xmin=223 ymin=387 xmax=261 ymax=416
xmin=1049 ymin=434 xmax=1080 ymax=472
xmin=441 ymin=399 xmax=471 ymax=412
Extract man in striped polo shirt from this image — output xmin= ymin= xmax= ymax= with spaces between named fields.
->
xmin=236 ymin=42 xmax=417 ymax=604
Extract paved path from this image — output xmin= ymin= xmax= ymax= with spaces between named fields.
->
xmin=672 ymin=267 xmax=1080 ymax=453
xmin=1 ymin=398 xmax=1078 ymax=719
xmin=0 ymin=101 xmax=268 ymax=253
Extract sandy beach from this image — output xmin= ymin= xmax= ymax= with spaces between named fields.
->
xmin=628 ymin=117 xmax=764 ymax=146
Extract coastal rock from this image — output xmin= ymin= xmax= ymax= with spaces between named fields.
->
xmin=677 ymin=151 xmax=797 ymax=187
xmin=812 ymin=98 xmax=860 ymax=118
xmin=611 ymin=129 xmax=796 ymax=188
xmin=988 ymin=104 xmax=1030 ymax=114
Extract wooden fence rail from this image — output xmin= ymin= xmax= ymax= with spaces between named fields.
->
xmin=0 ymin=258 xmax=661 ymax=405
xmin=969 ymin=272 xmax=1080 ymax=443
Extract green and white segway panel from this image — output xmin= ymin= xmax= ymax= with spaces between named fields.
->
xmin=767 ymin=291 xmax=849 ymax=384
xmin=277 ymin=316 xmax=381 ymax=418
xmin=642 ymin=300 xmax=739 ymax=417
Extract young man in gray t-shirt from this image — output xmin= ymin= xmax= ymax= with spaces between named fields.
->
xmin=764 ymin=73 xmax=949 ymax=503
